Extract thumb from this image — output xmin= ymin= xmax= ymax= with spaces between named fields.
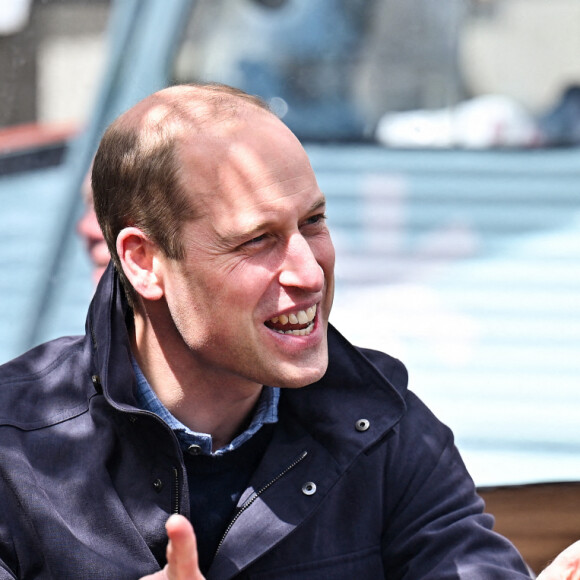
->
xmin=165 ymin=514 xmax=205 ymax=580
xmin=138 ymin=515 xmax=205 ymax=580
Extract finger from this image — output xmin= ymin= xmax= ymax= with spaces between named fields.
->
xmin=165 ymin=514 xmax=205 ymax=580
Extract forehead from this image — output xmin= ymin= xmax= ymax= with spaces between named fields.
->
xmin=178 ymin=109 xmax=323 ymax=233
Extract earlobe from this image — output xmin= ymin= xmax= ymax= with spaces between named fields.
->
xmin=116 ymin=227 xmax=164 ymax=301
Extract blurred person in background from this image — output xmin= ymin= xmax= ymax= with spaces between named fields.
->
xmin=77 ymin=170 xmax=110 ymax=284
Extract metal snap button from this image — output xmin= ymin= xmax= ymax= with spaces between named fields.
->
xmin=153 ymin=479 xmax=163 ymax=492
xmin=355 ymin=418 xmax=370 ymax=432
xmin=302 ymin=481 xmax=317 ymax=496
xmin=187 ymin=444 xmax=202 ymax=456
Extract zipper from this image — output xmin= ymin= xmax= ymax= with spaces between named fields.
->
xmin=214 ymin=450 xmax=308 ymax=557
xmin=172 ymin=467 xmax=180 ymax=514
xmin=89 ymin=318 xmax=98 ymax=350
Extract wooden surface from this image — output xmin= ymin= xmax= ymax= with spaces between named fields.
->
xmin=479 ymin=482 xmax=580 ymax=574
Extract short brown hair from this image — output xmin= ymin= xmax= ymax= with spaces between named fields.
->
xmin=91 ymin=83 xmax=270 ymax=308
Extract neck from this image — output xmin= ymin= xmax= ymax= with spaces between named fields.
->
xmin=131 ymin=306 xmax=263 ymax=451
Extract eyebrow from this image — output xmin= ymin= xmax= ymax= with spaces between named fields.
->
xmin=218 ymin=195 xmax=327 ymax=247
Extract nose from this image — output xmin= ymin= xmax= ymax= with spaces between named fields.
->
xmin=278 ymin=233 xmax=324 ymax=291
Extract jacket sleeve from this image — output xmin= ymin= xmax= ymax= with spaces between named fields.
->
xmin=381 ymin=391 xmax=532 ymax=579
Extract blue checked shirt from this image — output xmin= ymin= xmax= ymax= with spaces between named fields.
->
xmin=131 ymin=357 xmax=280 ymax=456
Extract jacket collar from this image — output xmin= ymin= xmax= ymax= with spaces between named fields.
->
xmin=87 ymin=262 xmax=138 ymax=409
xmin=282 ymin=324 xmax=408 ymax=469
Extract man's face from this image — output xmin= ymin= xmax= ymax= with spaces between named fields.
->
xmin=156 ymin=110 xmax=335 ymax=391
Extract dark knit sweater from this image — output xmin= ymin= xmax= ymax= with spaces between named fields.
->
xmin=184 ymin=424 xmax=275 ymax=574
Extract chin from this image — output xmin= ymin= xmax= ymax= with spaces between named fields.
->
xmin=274 ymin=361 xmax=329 ymax=389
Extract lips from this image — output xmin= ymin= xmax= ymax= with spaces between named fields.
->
xmin=265 ymin=304 xmax=317 ymax=336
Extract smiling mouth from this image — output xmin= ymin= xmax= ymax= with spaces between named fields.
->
xmin=265 ymin=304 xmax=317 ymax=336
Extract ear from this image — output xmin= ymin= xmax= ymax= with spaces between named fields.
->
xmin=116 ymin=227 xmax=164 ymax=301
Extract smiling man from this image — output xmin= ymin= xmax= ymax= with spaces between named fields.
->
xmin=0 ymin=84 xmax=536 ymax=579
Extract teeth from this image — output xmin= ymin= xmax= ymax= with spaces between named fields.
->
xmin=297 ymin=310 xmax=308 ymax=324
xmin=274 ymin=325 xmax=314 ymax=336
xmin=268 ymin=304 xmax=317 ymax=335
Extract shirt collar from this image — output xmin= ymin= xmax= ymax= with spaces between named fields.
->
xmin=131 ymin=356 xmax=279 ymax=456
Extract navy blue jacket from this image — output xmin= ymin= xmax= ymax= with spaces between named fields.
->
xmin=0 ymin=265 xmax=531 ymax=579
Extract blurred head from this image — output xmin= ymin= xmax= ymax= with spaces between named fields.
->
xmin=77 ymin=172 xmax=110 ymax=285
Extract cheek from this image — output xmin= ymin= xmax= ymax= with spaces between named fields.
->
xmin=186 ymin=264 xmax=271 ymax=322
xmin=222 ymin=255 xmax=280 ymax=292
xmin=313 ymin=234 xmax=336 ymax=274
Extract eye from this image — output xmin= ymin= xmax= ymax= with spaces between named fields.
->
xmin=302 ymin=213 xmax=327 ymax=228
xmin=242 ymin=233 xmax=269 ymax=247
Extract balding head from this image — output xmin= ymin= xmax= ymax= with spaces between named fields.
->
xmin=91 ymin=83 xmax=271 ymax=307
